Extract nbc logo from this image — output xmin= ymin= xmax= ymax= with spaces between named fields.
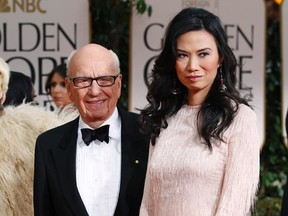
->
xmin=0 ymin=0 xmax=46 ymax=13
xmin=0 ymin=0 xmax=10 ymax=12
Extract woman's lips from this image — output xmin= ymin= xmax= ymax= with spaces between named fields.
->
xmin=187 ymin=75 xmax=202 ymax=81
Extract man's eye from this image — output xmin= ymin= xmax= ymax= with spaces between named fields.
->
xmin=77 ymin=78 xmax=90 ymax=82
xmin=99 ymin=77 xmax=112 ymax=81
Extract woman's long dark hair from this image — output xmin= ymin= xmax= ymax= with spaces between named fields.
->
xmin=45 ymin=63 xmax=67 ymax=94
xmin=139 ymin=7 xmax=251 ymax=149
xmin=3 ymin=71 xmax=34 ymax=106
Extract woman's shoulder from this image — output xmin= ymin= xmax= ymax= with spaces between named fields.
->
xmin=57 ymin=103 xmax=79 ymax=123
xmin=0 ymin=104 xmax=64 ymax=157
xmin=228 ymin=103 xmax=258 ymax=132
xmin=1 ymin=103 xmax=63 ymax=131
xmin=236 ymin=103 xmax=257 ymax=119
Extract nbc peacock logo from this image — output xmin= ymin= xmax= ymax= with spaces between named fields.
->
xmin=0 ymin=0 xmax=10 ymax=12
xmin=0 ymin=0 xmax=46 ymax=13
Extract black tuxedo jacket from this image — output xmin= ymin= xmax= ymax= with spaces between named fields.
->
xmin=33 ymin=108 xmax=149 ymax=216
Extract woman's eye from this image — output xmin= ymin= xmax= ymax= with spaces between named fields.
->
xmin=176 ymin=52 xmax=187 ymax=59
xmin=199 ymin=52 xmax=209 ymax=57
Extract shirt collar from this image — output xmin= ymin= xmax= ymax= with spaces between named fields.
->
xmin=78 ymin=108 xmax=121 ymax=140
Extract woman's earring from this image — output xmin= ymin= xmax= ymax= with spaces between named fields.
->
xmin=171 ymin=77 xmax=180 ymax=95
xmin=219 ymin=67 xmax=227 ymax=93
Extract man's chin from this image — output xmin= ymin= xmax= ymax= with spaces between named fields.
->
xmin=83 ymin=110 xmax=109 ymax=121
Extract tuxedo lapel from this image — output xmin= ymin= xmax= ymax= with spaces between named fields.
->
xmin=115 ymin=108 xmax=149 ymax=215
xmin=119 ymin=112 xmax=134 ymax=192
xmin=51 ymin=118 xmax=88 ymax=216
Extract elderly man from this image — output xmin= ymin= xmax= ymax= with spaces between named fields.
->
xmin=33 ymin=44 xmax=150 ymax=216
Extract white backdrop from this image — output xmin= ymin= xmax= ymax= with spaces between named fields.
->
xmin=0 ymin=0 xmax=90 ymax=108
xmin=130 ymin=0 xmax=266 ymax=145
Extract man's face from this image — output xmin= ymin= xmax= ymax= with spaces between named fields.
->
xmin=66 ymin=45 xmax=122 ymax=127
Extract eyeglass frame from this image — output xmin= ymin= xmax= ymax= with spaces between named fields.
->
xmin=67 ymin=73 xmax=121 ymax=88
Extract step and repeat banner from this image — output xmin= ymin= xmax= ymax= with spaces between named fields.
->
xmin=130 ymin=0 xmax=266 ymax=145
xmin=282 ymin=0 xmax=288 ymax=143
xmin=0 ymin=0 xmax=90 ymax=108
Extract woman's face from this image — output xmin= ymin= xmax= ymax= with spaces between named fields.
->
xmin=50 ymin=72 xmax=71 ymax=108
xmin=175 ymin=30 xmax=221 ymax=105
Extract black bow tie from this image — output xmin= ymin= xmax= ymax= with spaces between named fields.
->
xmin=81 ymin=125 xmax=110 ymax=145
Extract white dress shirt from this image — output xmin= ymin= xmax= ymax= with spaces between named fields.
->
xmin=76 ymin=108 xmax=121 ymax=216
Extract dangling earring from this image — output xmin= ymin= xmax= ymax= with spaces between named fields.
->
xmin=219 ymin=66 xmax=227 ymax=92
xmin=171 ymin=76 xmax=180 ymax=95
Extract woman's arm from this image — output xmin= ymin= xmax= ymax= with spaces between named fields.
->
xmin=215 ymin=105 xmax=260 ymax=215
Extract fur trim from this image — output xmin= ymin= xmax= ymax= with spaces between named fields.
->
xmin=0 ymin=103 xmax=77 ymax=215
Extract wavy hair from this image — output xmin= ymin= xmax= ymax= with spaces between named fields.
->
xmin=4 ymin=71 xmax=34 ymax=106
xmin=139 ymin=7 xmax=251 ymax=149
xmin=45 ymin=63 xmax=67 ymax=94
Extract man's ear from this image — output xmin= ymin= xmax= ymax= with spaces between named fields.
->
xmin=65 ymin=78 xmax=73 ymax=101
xmin=0 ymin=94 xmax=6 ymax=105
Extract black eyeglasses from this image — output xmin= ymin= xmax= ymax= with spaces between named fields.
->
xmin=68 ymin=74 xmax=120 ymax=88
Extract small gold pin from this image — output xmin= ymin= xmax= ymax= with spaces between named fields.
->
xmin=135 ymin=160 xmax=139 ymax=164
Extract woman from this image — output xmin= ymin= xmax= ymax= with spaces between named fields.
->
xmin=0 ymin=58 xmax=76 ymax=215
xmin=139 ymin=7 xmax=260 ymax=215
xmin=45 ymin=63 xmax=72 ymax=109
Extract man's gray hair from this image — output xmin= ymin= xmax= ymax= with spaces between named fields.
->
xmin=109 ymin=49 xmax=121 ymax=74
xmin=65 ymin=48 xmax=121 ymax=76
xmin=66 ymin=50 xmax=77 ymax=76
